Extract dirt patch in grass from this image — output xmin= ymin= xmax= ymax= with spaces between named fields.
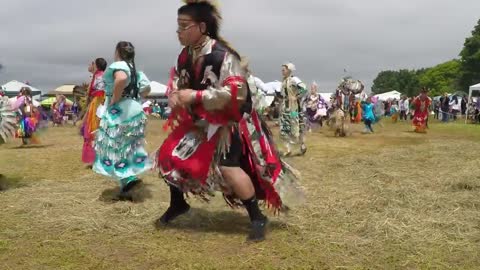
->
xmin=0 ymin=175 xmax=28 ymax=191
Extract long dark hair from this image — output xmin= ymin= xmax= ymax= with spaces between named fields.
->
xmin=115 ymin=41 xmax=138 ymax=98
xmin=20 ymin=87 xmax=32 ymax=97
xmin=178 ymin=1 xmax=240 ymax=59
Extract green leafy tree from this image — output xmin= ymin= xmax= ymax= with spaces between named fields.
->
xmin=396 ymin=69 xmax=421 ymax=97
xmin=371 ymin=70 xmax=400 ymax=94
xmin=458 ymin=19 xmax=480 ymax=91
xmin=372 ymin=69 xmax=421 ymax=96
xmin=372 ymin=19 xmax=480 ymax=96
xmin=418 ymin=60 xmax=461 ymax=96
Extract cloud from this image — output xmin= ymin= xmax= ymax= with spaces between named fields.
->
xmin=0 ymin=0 xmax=479 ymax=92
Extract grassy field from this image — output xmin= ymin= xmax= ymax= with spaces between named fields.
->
xmin=1 ymin=119 xmax=479 ymax=269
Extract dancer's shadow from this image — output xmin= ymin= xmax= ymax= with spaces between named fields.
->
xmin=281 ymin=152 xmax=307 ymax=158
xmin=0 ymin=174 xmax=26 ymax=191
xmin=99 ymin=182 xmax=153 ymax=203
xmin=154 ymin=207 xmax=288 ymax=235
xmin=403 ymin=130 xmax=429 ymax=134
xmin=10 ymin=144 xmax=54 ymax=150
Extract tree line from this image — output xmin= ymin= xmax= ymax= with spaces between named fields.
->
xmin=372 ymin=19 xmax=480 ymax=97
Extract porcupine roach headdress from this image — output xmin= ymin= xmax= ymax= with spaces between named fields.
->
xmin=168 ymin=0 xmax=235 ymax=95
xmin=180 ymin=0 xmax=221 ymax=36
xmin=164 ymin=0 xmax=228 ymax=131
xmin=167 ymin=0 xmax=244 ymax=99
xmin=179 ymin=0 xmax=240 ymax=59
xmin=182 ymin=0 xmax=219 ymax=6
xmin=182 ymin=0 xmax=220 ymax=10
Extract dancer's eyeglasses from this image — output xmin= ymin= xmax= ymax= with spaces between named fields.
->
xmin=177 ymin=24 xmax=197 ymax=33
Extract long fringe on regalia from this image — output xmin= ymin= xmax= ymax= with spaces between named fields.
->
xmin=0 ymin=97 xmax=16 ymax=143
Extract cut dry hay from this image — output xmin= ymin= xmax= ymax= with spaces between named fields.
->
xmin=0 ymin=120 xmax=479 ymax=269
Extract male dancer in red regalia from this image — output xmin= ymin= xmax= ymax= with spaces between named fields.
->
xmin=155 ymin=0 xmax=303 ymax=242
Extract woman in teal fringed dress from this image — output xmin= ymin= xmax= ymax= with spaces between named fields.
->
xmin=93 ymin=41 xmax=152 ymax=201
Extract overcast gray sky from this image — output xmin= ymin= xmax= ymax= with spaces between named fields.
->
xmin=0 ymin=0 xmax=479 ymax=93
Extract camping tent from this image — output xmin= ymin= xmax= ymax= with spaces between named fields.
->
xmin=374 ymin=90 xmax=402 ymax=101
xmin=466 ymin=83 xmax=480 ymax=123
xmin=1 ymin=80 xmax=42 ymax=97
xmin=148 ymin=81 xmax=168 ymax=97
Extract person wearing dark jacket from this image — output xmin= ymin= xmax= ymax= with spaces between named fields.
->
xmin=440 ymin=93 xmax=450 ymax=122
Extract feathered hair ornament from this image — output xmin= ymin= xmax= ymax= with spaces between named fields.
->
xmin=420 ymin=87 xmax=430 ymax=93
xmin=311 ymin=81 xmax=319 ymax=92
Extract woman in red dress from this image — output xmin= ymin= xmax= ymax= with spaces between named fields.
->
xmin=412 ymin=88 xmax=432 ymax=133
xmin=81 ymin=58 xmax=107 ymax=166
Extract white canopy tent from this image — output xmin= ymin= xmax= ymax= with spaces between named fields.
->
xmin=260 ymin=82 xmax=278 ymax=95
xmin=47 ymin=84 xmax=76 ymax=96
xmin=250 ymin=78 xmax=280 ymax=108
xmin=263 ymin=81 xmax=282 ymax=95
xmin=142 ymin=100 xmax=152 ymax=108
xmin=252 ymin=77 xmax=280 ymax=96
xmin=148 ymin=81 xmax=168 ymax=97
xmin=319 ymin=93 xmax=334 ymax=104
xmin=260 ymin=81 xmax=281 ymax=107
xmin=466 ymin=83 xmax=480 ymax=123
xmin=374 ymin=90 xmax=402 ymax=101
xmin=469 ymin=83 xmax=480 ymax=98
xmin=2 ymin=80 xmax=42 ymax=97
xmin=253 ymin=77 xmax=336 ymax=107
xmin=249 ymin=76 xmax=278 ymax=95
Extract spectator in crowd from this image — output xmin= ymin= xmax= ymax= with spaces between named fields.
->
xmin=450 ymin=95 xmax=461 ymax=121
xmin=440 ymin=93 xmax=450 ymax=122
xmin=461 ymin=96 xmax=467 ymax=115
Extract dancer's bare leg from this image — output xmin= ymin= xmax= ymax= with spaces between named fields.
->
xmin=219 ymin=167 xmax=254 ymax=200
